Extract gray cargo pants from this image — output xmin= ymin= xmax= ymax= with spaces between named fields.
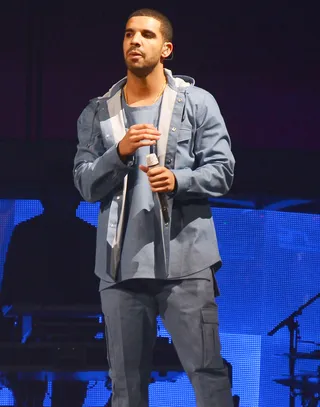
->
xmin=100 ymin=269 xmax=233 ymax=407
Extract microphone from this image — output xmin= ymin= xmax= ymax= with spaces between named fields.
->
xmin=146 ymin=153 xmax=170 ymax=226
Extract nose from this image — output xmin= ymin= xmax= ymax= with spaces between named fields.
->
xmin=130 ymin=32 xmax=142 ymax=46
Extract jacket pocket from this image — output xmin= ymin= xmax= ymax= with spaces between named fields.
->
xmin=177 ymin=128 xmax=192 ymax=142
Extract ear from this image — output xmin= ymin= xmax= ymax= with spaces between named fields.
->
xmin=161 ymin=42 xmax=174 ymax=59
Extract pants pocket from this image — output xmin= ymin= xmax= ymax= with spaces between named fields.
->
xmin=104 ymin=317 xmax=112 ymax=370
xmin=201 ymin=307 xmax=224 ymax=369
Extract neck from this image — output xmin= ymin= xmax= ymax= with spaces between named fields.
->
xmin=125 ymin=66 xmax=167 ymax=105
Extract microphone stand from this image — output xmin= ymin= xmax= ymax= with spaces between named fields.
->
xmin=268 ymin=292 xmax=320 ymax=407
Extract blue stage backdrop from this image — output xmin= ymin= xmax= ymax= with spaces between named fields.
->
xmin=0 ymin=200 xmax=319 ymax=407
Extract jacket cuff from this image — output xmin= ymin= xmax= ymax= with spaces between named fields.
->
xmin=170 ymin=168 xmax=192 ymax=196
xmin=94 ymin=145 xmax=134 ymax=177
xmin=116 ymin=143 xmax=135 ymax=167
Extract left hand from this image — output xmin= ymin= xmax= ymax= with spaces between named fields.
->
xmin=139 ymin=165 xmax=176 ymax=193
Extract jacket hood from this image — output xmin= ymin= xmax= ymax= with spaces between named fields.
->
xmin=100 ymin=69 xmax=195 ymax=99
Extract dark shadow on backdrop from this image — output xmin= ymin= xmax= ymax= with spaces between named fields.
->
xmin=0 ymin=185 xmax=99 ymax=407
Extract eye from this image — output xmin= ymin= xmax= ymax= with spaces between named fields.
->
xmin=142 ymin=31 xmax=155 ymax=39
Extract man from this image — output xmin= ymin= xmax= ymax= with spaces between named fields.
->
xmin=73 ymin=8 xmax=235 ymax=407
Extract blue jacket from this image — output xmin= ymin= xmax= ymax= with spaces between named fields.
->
xmin=73 ymin=69 xmax=235 ymax=284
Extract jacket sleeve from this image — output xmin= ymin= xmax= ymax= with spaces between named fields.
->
xmin=171 ymin=91 xmax=235 ymax=199
xmin=73 ymin=100 xmax=132 ymax=203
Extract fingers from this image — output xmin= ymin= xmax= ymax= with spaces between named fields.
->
xmin=150 ymin=181 xmax=171 ymax=190
xmin=132 ymin=134 xmax=160 ymax=142
xmin=137 ymin=140 xmax=158 ymax=149
xmin=139 ymin=165 xmax=168 ymax=180
xmin=130 ymin=128 xmax=161 ymax=142
xmin=148 ymin=173 xmax=168 ymax=183
xmin=120 ymin=124 xmax=160 ymax=156
xmin=139 ymin=165 xmax=175 ymax=193
xmin=145 ymin=167 xmax=166 ymax=177
xmin=139 ymin=165 xmax=149 ymax=173
xmin=130 ymin=124 xmax=158 ymax=130
xmin=142 ymin=167 xmax=170 ymax=186
xmin=149 ymin=179 xmax=172 ymax=192
xmin=130 ymin=127 xmax=160 ymax=135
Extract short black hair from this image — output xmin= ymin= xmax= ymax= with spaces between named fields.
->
xmin=127 ymin=8 xmax=173 ymax=42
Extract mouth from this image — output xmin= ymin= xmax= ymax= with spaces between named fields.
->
xmin=128 ymin=51 xmax=143 ymax=57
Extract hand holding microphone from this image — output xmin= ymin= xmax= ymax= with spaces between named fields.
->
xmin=139 ymin=154 xmax=176 ymax=225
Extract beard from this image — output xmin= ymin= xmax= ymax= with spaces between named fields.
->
xmin=124 ymin=56 xmax=159 ymax=78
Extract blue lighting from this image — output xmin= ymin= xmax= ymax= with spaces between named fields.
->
xmin=0 ymin=200 xmax=319 ymax=406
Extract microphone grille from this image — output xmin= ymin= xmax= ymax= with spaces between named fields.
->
xmin=146 ymin=153 xmax=159 ymax=167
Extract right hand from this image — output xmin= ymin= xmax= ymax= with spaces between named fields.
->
xmin=118 ymin=124 xmax=161 ymax=159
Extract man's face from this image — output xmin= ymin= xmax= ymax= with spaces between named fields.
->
xmin=123 ymin=16 xmax=169 ymax=77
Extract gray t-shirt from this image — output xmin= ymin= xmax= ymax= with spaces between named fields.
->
xmin=119 ymin=94 xmax=167 ymax=281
